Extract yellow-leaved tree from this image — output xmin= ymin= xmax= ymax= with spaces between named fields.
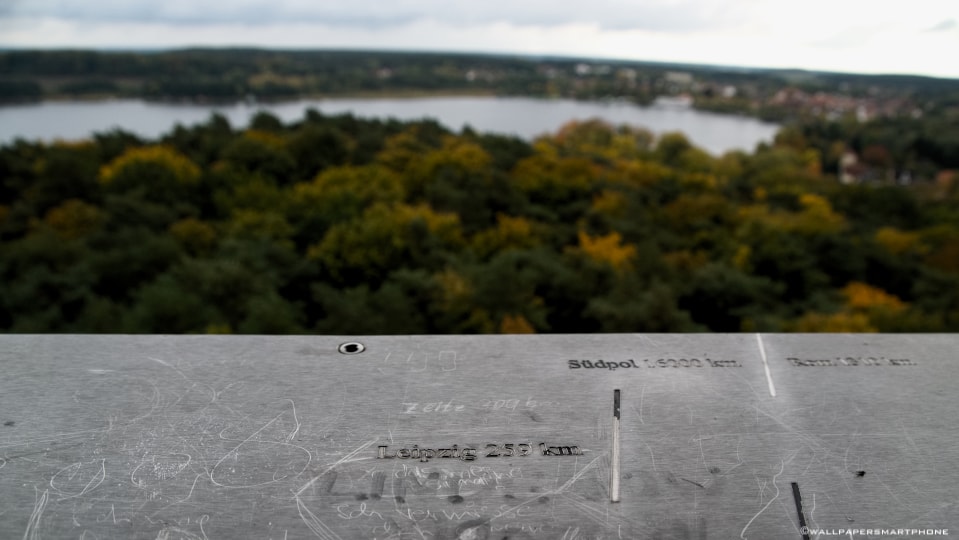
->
xmin=792 ymin=282 xmax=908 ymax=332
xmin=512 ymin=141 xmax=598 ymax=203
xmin=99 ymin=145 xmax=200 ymax=187
xmin=289 ymin=164 xmax=404 ymax=235
xmin=41 ymin=199 xmax=104 ymax=240
xmin=738 ymin=192 xmax=845 ymax=237
xmin=308 ymin=203 xmax=463 ymax=282
xmin=568 ymin=230 xmax=637 ymax=271
xmin=98 ymin=145 xmax=201 ymax=205
xmin=470 ymin=214 xmax=541 ymax=259
xmin=169 ymin=217 xmax=217 ymax=255
xmin=875 ymin=227 xmax=927 ymax=257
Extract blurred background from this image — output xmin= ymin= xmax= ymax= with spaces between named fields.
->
xmin=0 ymin=1 xmax=957 ymax=333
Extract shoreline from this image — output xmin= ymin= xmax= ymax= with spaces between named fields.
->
xmin=1 ymin=91 xmax=776 ymax=125
xmin=0 ymin=87 xmax=502 ymax=108
xmin=0 ymin=94 xmax=781 ymax=154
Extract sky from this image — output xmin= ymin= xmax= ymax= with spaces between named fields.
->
xmin=2 ymin=0 xmax=959 ymax=78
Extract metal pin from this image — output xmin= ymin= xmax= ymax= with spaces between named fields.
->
xmin=611 ymin=389 xmax=621 ymax=503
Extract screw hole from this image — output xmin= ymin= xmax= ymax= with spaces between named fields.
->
xmin=338 ymin=342 xmax=365 ymax=355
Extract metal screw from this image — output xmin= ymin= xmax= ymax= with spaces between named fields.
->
xmin=338 ymin=342 xmax=365 ymax=355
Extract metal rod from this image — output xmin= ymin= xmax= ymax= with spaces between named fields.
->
xmin=611 ymin=389 xmax=621 ymax=503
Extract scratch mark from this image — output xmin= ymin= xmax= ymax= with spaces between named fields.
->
xmin=842 ymin=439 xmax=855 ymax=472
xmin=149 ymin=473 xmax=205 ymax=517
xmin=492 ymin=454 xmax=605 ymax=523
xmin=211 ymin=404 xmax=312 ymax=488
xmin=295 ymin=439 xmax=378 ymax=496
xmin=50 ymin=459 xmax=106 ymax=500
xmin=681 ymin=478 xmax=705 ymax=489
xmin=641 ymin=441 xmax=659 ymax=471
xmin=756 ymin=333 xmax=777 ymax=397
xmin=287 ymin=399 xmax=301 ymax=442
xmin=199 ymin=514 xmax=210 ymax=540
xmin=23 ymin=488 xmax=48 ymax=540
xmin=2 ymin=383 xmax=162 ymax=450
xmin=874 ymin=472 xmax=912 ymax=511
xmin=639 ymin=385 xmax=646 ymax=424
xmin=809 ymin=493 xmax=819 ymax=536
xmin=561 ymin=492 xmax=614 ymax=528
xmin=697 ymin=433 xmax=707 ymax=470
xmin=296 ymin=497 xmax=343 ymax=540
xmin=155 ymin=527 xmax=205 ymax=540
xmin=897 ymin=420 xmax=928 ymax=463
xmin=740 ymin=460 xmax=784 ymax=539
xmin=439 ymin=350 xmax=458 ymax=371
xmin=839 ymin=440 xmax=857 ymax=495
xmin=903 ymin=501 xmax=959 ymax=527
xmin=147 ymin=356 xmax=175 ymax=369
xmin=2 ymin=444 xmax=81 ymax=462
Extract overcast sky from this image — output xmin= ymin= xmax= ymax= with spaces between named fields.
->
xmin=2 ymin=0 xmax=958 ymax=78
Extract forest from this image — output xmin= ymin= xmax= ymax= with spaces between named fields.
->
xmin=1 ymin=108 xmax=957 ymax=334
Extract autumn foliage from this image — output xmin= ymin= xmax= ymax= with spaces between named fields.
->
xmin=1 ymin=112 xmax=957 ymax=333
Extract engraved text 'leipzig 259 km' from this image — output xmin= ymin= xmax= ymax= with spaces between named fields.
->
xmin=377 ymin=443 xmax=583 ymax=463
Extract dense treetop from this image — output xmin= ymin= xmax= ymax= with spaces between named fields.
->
xmin=1 ymin=108 xmax=957 ymax=333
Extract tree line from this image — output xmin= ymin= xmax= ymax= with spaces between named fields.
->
xmin=1 ymin=110 xmax=958 ymax=333
xmin=4 ymin=49 xmax=958 ymax=122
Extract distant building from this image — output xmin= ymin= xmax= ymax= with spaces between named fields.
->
xmin=665 ymin=72 xmax=693 ymax=86
xmin=839 ymin=151 xmax=865 ymax=184
xmin=839 ymin=150 xmax=902 ymax=184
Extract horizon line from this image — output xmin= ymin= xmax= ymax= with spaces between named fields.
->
xmin=1 ymin=45 xmax=956 ymax=82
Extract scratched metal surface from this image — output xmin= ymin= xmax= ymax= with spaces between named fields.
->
xmin=0 ymin=334 xmax=956 ymax=540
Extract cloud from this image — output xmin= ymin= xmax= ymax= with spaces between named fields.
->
xmin=926 ymin=18 xmax=956 ymax=32
xmin=808 ymin=24 xmax=885 ymax=50
xmin=3 ymin=0 xmax=748 ymax=33
xmin=3 ymin=0 xmax=959 ymax=78
xmin=0 ymin=0 xmax=22 ymax=17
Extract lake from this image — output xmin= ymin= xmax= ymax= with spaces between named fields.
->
xmin=0 ymin=96 xmax=779 ymax=155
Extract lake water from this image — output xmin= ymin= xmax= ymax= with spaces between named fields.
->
xmin=0 ymin=96 xmax=779 ymax=155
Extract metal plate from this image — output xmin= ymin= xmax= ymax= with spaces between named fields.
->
xmin=0 ymin=334 xmax=956 ymax=539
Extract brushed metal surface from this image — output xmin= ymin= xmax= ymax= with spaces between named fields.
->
xmin=0 ymin=334 xmax=955 ymax=539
